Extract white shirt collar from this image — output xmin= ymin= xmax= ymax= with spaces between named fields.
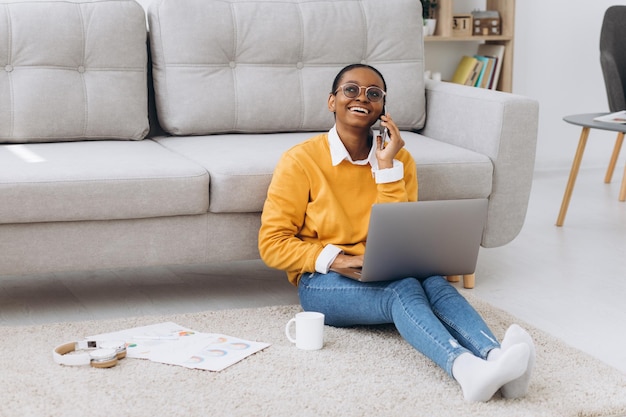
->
xmin=328 ymin=125 xmax=377 ymax=167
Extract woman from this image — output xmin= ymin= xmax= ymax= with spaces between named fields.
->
xmin=258 ymin=64 xmax=535 ymax=402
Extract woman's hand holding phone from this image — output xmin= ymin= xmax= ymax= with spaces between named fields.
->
xmin=376 ymin=113 xmax=404 ymax=169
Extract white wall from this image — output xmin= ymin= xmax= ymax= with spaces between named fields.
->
xmin=514 ymin=0 xmax=626 ymax=171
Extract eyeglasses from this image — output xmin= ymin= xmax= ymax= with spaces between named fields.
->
xmin=334 ymin=83 xmax=386 ymax=102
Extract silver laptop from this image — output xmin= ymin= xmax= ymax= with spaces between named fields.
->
xmin=331 ymin=199 xmax=488 ymax=282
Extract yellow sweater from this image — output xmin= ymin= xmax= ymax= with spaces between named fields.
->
xmin=258 ymin=133 xmax=418 ymax=286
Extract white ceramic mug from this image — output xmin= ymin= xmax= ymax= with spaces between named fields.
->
xmin=285 ymin=311 xmax=324 ymax=350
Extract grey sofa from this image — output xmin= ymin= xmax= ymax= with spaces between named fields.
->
xmin=0 ymin=0 xmax=538 ymax=287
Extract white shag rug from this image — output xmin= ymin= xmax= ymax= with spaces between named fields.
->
xmin=1 ymin=293 xmax=625 ymax=417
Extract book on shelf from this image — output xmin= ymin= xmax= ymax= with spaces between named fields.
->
xmin=473 ymin=55 xmax=491 ymax=87
xmin=477 ymin=44 xmax=505 ymax=90
xmin=451 ymin=55 xmax=483 ymax=86
xmin=466 ymin=59 xmax=483 ymax=86
xmin=479 ymin=56 xmax=496 ymax=88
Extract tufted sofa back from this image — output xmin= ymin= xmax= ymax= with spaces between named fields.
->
xmin=148 ymin=0 xmax=426 ymax=136
xmin=0 ymin=0 xmax=149 ymax=143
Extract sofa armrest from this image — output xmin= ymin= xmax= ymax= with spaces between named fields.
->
xmin=421 ymin=80 xmax=539 ymax=247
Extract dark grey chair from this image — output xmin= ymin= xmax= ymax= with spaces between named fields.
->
xmin=600 ymin=6 xmax=626 ymax=113
xmin=599 ymin=5 xmax=626 ymax=199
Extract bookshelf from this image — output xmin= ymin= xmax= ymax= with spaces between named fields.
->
xmin=425 ymin=0 xmax=515 ymax=92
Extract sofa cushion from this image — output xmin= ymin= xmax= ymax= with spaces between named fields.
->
xmin=0 ymin=0 xmax=149 ymax=143
xmin=0 ymin=140 xmax=209 ymax=223
xmin=156 ymin=132 xmax=492 ymax=213
xmin=155 ymin=134 xmax=312 ymax=213
xmin=148 ymin=0 xmax=425 ymax=136
xmin=402 ymin=132 xmax=493 ymax=201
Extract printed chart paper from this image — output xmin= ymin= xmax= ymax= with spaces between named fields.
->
xmin=88 ymin=322 xmax=270 ymax=371
xmin=594 ymin=110 xmax=626 ymax=123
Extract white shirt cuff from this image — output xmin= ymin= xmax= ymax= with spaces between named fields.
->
xmin=372 ymin=160 xmax=404 ymax=184
xmin=315 ymin=244 xmax=343 ymax=274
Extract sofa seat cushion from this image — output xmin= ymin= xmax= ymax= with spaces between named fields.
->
xmin=402 ymin=132 xmax=493 ymax=201
xmin=156 ymin=132 xmax=492 ymax=214
xmin=0 ymin=140 xmax=209 ymax=224
xmin=0 ymin=0 xmax=149 ymax=143
xmin=155 ymin=134 xmax=313 ymax=213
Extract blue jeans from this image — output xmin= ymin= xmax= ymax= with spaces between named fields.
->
xmin=298 ymin=272 xmax=500 ymax=376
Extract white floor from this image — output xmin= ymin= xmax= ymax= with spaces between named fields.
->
xmin=1 ymin=167 xmax=625 ymax=374
xmin=472 ymin=166 xmax=626 ymax=374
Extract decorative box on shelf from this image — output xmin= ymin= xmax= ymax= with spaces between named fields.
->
xmin=471 ymin=10 xmax=501 ymax=36
xmin=452 ymin=14 xmax=472 ymax=37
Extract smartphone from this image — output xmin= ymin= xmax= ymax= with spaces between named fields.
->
xmin=379 ymin=106 xmax=388 ymax=150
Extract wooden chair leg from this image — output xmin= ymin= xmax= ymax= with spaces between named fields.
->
xmin=463 ymin=274 xmax=475 ymax=289
xmin=605 ymin=132 xmax=624 ymax=183
xmin=604 ymin=132 xmax=626 ymax=202
xmin=446 ymin=275 xmax=461 ymax=283
xmin=619 ymin=162 xmax=626 ymax=201
xmin=557 ymin=127 xmax=590 ymax=226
